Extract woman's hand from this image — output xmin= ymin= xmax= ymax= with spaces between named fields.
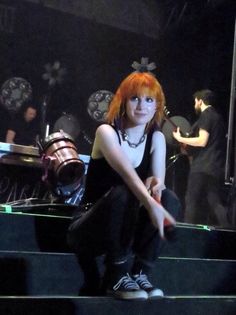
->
xmin=148 ymin=198 xmax=176 ymax=239
xmin=145 ymin=176 xmax=165 ymax=201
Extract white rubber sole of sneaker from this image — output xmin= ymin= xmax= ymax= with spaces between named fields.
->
xmin=148 ymin=289 xmax=164 ymax=299
xmin=107 ymin=289 xmax=148 ymax=300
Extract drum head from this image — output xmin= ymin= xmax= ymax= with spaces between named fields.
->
xmin=53 ymin=114 xmax=80 ymax=141
xmin=161 ymin=116 xmax=191 ymax=146
xmin=57 ymin=160 xmax=85 ymax=186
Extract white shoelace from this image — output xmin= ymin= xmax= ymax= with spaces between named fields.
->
xmin=135 ymin=273 xmax=152 ymax=289
xmin=113 ymin=273 xmax=140 ymax=291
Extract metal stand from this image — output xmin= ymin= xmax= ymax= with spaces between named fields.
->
xmin=166 ymin=153 xmax=183 ymax=171
xmin=225 ymin=17 xmax=236 ymax=225
xmin=166 ymin=151 xmax=183 ymax=192
xmin=40 ymin=94 xmax=51 ymax=140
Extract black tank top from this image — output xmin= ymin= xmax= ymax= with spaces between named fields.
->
xmin=81 ymin=127 xmax=153 ymax=204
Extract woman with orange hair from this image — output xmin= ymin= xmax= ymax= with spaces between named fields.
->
xmin=68 ymin=68 xmax=180 ymax=300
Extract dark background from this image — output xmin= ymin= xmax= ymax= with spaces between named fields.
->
xmin=0 ymin=0 xmax=235 ymax=207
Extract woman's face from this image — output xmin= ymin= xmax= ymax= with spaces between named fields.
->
xmin=125 ymin=93 xmax=157 ymax=126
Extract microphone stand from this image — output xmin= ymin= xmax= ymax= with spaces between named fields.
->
xmin=40 ymin=93 xmax=51 ymax=141
xmin=166 ymin=150 xmax=183 ymax=192
xmin=166 ymin=153 xmax=182 ymax=171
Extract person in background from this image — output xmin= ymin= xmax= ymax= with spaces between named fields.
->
xmin=5 ymin=99 xmax=39 ymax=146
xmin=173 ymin=89 xmax=228 ymax=227
xmin=68 ymin=67 xmax=180 ymax=300
xmin=0 ymin=95 xmax=10 ymax=142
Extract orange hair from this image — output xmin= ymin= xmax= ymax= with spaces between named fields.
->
xmin=106 ymin=72 xmax=165 ymax=131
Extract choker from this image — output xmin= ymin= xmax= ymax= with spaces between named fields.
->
xmin=121 ymin=130 xmax=146 ymax=148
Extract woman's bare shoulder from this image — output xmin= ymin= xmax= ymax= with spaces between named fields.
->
xmin=96 ymin=124 xmax=117 ymax=138
xmin=152 ymin=130 xmax=165 ymax=141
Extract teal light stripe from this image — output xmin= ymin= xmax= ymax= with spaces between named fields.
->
xmin=0 ymin=205 xmax=12 ymax=213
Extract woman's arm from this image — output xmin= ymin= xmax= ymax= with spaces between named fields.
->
xmin=145 ymin=131 xmax=166 ymax=200
xmin=93 ymin=124 xmax=175 ymax=237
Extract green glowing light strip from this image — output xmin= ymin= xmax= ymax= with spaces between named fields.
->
xmin=0 ymin=204 xmax=12 ymax=213
xmin=197 ymin=224 xmax=211 ymax=231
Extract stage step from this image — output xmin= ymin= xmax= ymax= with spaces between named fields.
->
xmin=0 ymin=250 xmax=236 ymax=296
xmin=1 ymin=212 xmax=236 ymax=259
xmin=0 ymin=296 xmax=235 ymax=315
xmin=0 ymin=212 xmax=236 ymax=314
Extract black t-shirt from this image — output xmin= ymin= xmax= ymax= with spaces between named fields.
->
xmin=190 ymin=106 xmax=226 ymax=177
xmin=0 ymin=106 xmax=10 ymax=142
xmin=8 ymin=117 xmax=39 ymax=146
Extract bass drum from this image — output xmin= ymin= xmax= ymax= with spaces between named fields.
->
xmin=40 ymin=130 xmax=85 ymax=186
xmin=161 ymin=115 xmax=191 ymax=146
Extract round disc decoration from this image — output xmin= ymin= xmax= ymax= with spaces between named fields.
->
xmin=1 ymin=77 xmax=32 ymax=112
xmin=87 ymin=90 xmax=114 ymax=122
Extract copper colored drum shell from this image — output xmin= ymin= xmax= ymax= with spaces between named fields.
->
xmin=43 ymin=135 xmax=85 ymax=185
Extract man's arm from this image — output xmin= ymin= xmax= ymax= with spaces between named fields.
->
xmin=5 ymin=129 xmax=16 ymax=144
xmin=173 ymin=127 xmax=209 ymax=147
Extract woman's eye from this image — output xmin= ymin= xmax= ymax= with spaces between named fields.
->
xmin=146 ymin=97 xmax=154 ymax=103
xmin=130 ymin=96 xmax=139 ymax=101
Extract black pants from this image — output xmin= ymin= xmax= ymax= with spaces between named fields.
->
xmin=67 ymin=185 xmax=180 ymax=293
xmin=184 ymin=172 xmax=228 ymax=226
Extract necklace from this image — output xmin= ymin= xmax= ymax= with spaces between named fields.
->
xmin=121 ymin=130 xmax=146 ymax=148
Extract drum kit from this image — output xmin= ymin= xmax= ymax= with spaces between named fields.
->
xmin=0 ymin=77 xmax=86 ymax=207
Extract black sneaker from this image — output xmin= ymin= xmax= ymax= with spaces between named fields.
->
xmin=107 ymin=273 xmax=148 ymax=300
xmin=133 ymin=272 xmax=164 ymax=298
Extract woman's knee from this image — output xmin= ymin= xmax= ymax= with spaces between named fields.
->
xmin=161 ymin=188 xmax=182 ymax=220
xmin=108 ymin=185 xmax=133 ymax=204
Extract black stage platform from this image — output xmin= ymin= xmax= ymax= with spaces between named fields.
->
xmin=0 ymin=211 xmax=235 ymax=315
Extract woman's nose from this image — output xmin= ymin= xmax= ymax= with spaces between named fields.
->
xmin=137 ymin=99 xmax=144 ymax=109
